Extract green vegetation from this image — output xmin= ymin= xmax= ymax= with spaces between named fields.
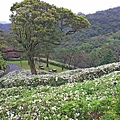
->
xmin=1 ymin=7 xmax=120 ymax=70
xmin=0 ymin=2 xmax=120 ymax=120
xmin=53 ymin=31 xmax=120 ymax=68
xmin=0 ymin=68 xmax=120 ymax=119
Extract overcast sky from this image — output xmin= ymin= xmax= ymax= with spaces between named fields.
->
xmin=0 ymin=0 xmax=120 ymax=23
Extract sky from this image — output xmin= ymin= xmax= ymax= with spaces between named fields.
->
xmin=0 ymin=0 xmax=120 ymax=23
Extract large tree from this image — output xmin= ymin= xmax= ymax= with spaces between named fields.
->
xmin=10 ymin=0 xmax=58 ymax=74
xmin=10 ymin=0 xmax=90 ymax=74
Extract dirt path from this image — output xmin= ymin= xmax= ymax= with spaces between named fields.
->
xmin=0 ymin=64 xmax=22 ymax=78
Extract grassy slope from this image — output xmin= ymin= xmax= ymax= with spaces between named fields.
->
xmin=0 ymin=71 xmax=120 ymax=119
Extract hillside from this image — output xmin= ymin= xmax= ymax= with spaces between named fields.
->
xmin=0 ymin=62 xmax=120 ymax=119
xmin=86 ymin=6 xmax=120 ymax=36
xmin=53 ymin=30 xmax=120 ymax=68
xmin=52 ymin=7 xmax=120 ymax=68
xmin=71 ymin=6 xmax=120 ymax=46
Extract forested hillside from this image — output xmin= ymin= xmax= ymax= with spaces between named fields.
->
xmin=86 ymin=7 xmax=120 ymax=34
xmin=53 ymin=31 xmax=120 ymax=68
xmin=71 ymin=6 xmax=120 ymax=46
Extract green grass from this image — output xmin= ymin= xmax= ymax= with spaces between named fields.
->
xmin=7 ymin=60 xmax=68 ymax=72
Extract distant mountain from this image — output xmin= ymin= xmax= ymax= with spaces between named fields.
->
xmin=0 ymin=23 xmax=11 ymax=33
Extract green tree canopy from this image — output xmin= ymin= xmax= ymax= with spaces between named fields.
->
xmin=56 ymin=7 xmax=90 ymax=35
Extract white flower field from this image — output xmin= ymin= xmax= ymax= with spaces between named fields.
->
xmin=0 ymin=62 xmax=120 ymax=119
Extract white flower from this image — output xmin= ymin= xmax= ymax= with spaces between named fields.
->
xmin=51 ymin=106 xmax=56 ymax=111
xmin=69 ymin=118 xmax=74 ymax=120
xmin=44 ymin=116 xmax=48 ymax=120
xmin=0 ymin=106 xmax=2 ymax=110
xmin=56 ymin=76 xmax=58 ymax=81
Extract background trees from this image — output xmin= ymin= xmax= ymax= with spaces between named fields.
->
xmin=0 ymin=30 xmax=6 ymax=51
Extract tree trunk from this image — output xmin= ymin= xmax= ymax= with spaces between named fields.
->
xmin=28 ymin=55 xmax=37 ymax=75
xmin=62 ymin=64 xmax=64 ymax=71
xmin=46 ymin=54 xmax=49 ymax=68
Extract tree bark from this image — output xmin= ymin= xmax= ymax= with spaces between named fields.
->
xmin=28 ymin=55 xmax=37 ymax=75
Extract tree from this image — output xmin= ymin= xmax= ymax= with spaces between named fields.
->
xmin=72 ymin=53 xmax=90 ymax=68
xmin=100 ymin=48 xmax=115 ymax=65
xmin=10 ymin=0 xmax=58 ymax=74
xmin=10 ymin=0 xmax=90 ymax=74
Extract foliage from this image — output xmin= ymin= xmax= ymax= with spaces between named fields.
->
xmin=56 ymin=7 xmax=90 ymax=36
xmin=10 ymin=0 xmax=61 ymax=74
xmin=73 ymin=6 xmax=120 ymax=41
xmin=0 ymin=66 xmax=120 ymax=119
xmin=53 ymin=31 xmax=120 ymax=68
